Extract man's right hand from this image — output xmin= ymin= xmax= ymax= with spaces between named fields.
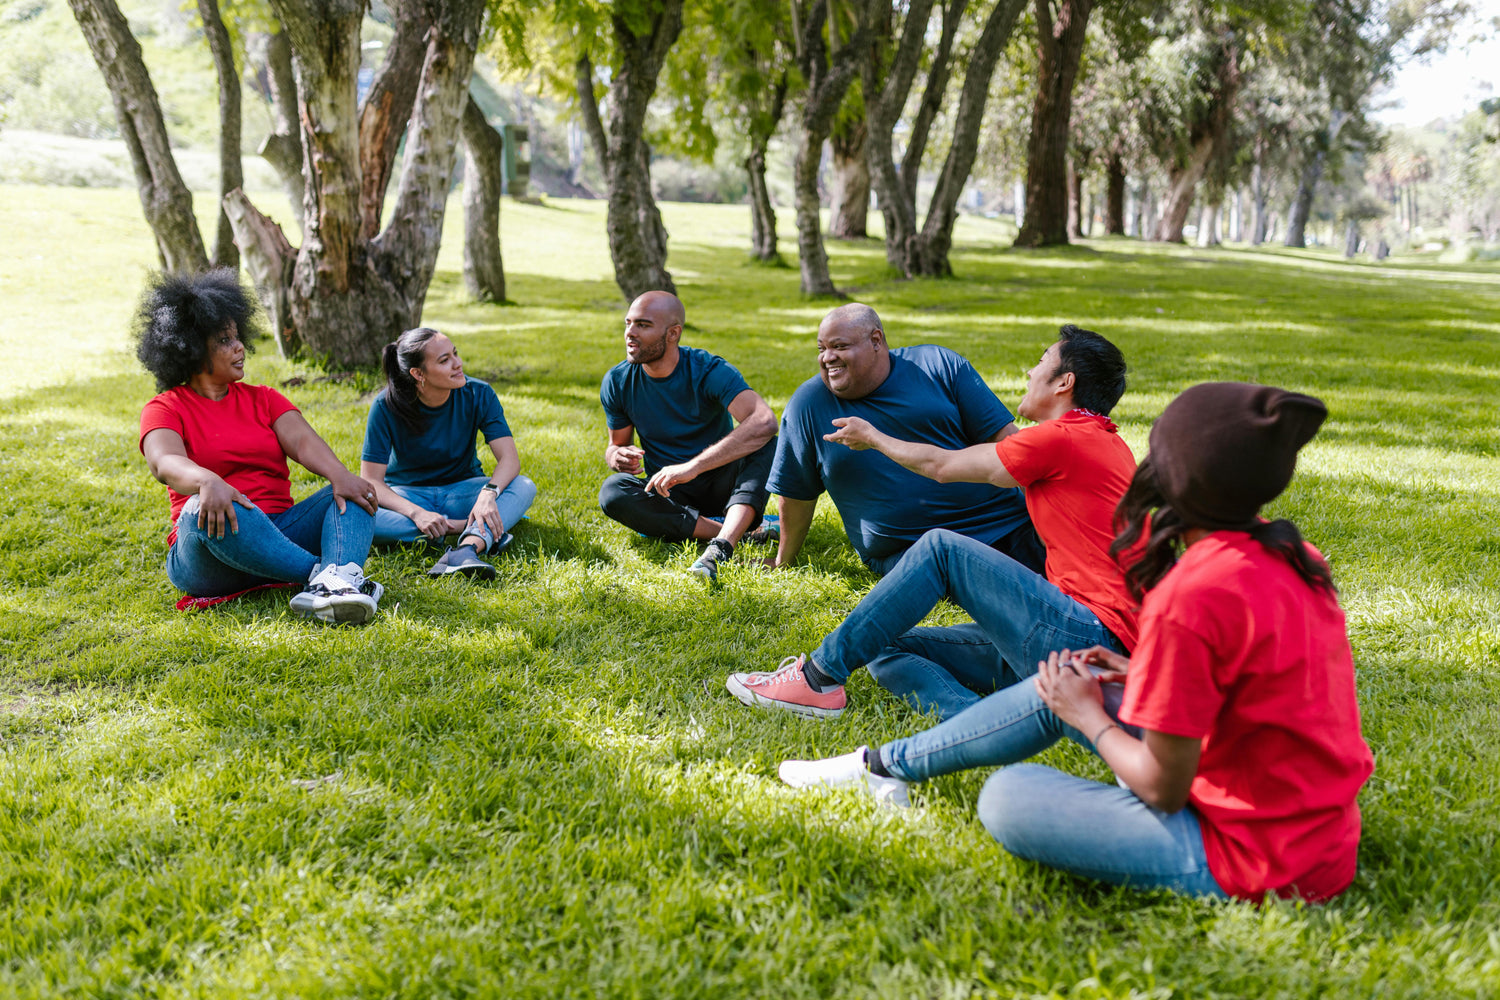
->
xmin=823 ymin=416 xmax=886 ymax=451
xmin=607 ymin=445 xmax=645 ymax=475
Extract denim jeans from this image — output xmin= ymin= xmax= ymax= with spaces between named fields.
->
xmin=863 ymin=518 xmax=1046 ymax=578
xmin=814 ymin=529 xmax=1124 ymax=719
xmin=166 ymin=485 xmax=375 ymax=597
xmin=373 ymin=474 xmax=537 ymax=550
xmin=877 ymin=679 xmax=1226 ymax=898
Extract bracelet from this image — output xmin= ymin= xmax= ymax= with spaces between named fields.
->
xmin=1091 ymin=721 xmax=1119 ymax=746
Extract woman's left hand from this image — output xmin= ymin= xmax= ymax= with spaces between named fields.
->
xmin=1035 ymin=648 xmax=1105 ymax=732
xmin=469 ymin=487 xmax=504 ymax=541
xmin=330 ymin=469 xmax=378 ymax=515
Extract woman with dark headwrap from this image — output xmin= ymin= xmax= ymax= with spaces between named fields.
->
xmin=776 ymin=383 xmax=1374 ymax=903
xmin=136 ymin=269 xmax=385 ymax=624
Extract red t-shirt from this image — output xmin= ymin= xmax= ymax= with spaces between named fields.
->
xmin=139 ymin=383 xmax=300 ymax=544
xmin=995 ymin=411 xmax=1140 ymax=649
xmin=1119 ymin=532 xmax=1374 ymax=902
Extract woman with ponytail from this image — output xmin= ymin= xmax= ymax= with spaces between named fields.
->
xmin=136 ymin=269 xmax=385 ymax=624
xmin=775 ymin=382 xmax=1373 ymax=903
xmin=360 ymin=327 xmax=536 ymax=579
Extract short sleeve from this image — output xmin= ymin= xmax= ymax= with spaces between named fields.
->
xmin=474 ymin=382 xmax=512 ymax=442
xmin=699 ymin=355 xmax=752 ymax=410
xmin=995 ymin=420 xmax=1069 ymax=488
xmin=766 ymin=391 xmax=824 ymax=500
xmin=139 ymin=394 xmax=184 ymax=452
xmin=1118 ymin=614 xmax=1224 ymax=739
xmin=256 ymin=385 xmax=299 ymax=423
xmin=948 ymin=354 xmax=1013 ymax=442
xmin=600 ymin=369 xmax=631 ymax=431
xmin=361 ymin=392 xmax=397 ymax=464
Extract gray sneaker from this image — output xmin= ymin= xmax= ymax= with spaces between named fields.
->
xmin=689 ymin=538 xmax=733 ymax=584
xmin=427 ymin=545 xmax=495 ymax=580
xmin=289 ymin=563 xmax=383 ymax=624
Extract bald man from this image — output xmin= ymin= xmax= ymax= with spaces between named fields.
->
xmin=599 ymin=291 xmax=778 ymax=582
xmin=764 ymin=303 xmax=1042 ymax=577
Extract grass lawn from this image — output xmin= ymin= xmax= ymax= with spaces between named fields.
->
xmin=1 ymin=183 xmax=1498 ymax=998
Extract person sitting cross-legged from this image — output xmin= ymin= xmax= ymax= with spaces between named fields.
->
xmin=598 ymin=291 xmax=778 ymax=583
xmin=361 ymin=327 xmax=537 ymax=581
xmin=728 ymin=325 xmax=1137 ymax=721
xmin=775 ymin=383 xmax=1375 ymax=904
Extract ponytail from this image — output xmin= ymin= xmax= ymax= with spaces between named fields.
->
xmin=381 ymin=327 xmax=441 ymax=434
xmin=1111 ymin=457 xmax=1336 ymax=600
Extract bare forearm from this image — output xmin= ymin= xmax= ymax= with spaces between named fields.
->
xmin=773 ymin=496 xmax=817 ymax=566
xmin=151 ymin=453 xmax=221 ymax=495
xmin=686 ymin=411 xmax=776 ymax=476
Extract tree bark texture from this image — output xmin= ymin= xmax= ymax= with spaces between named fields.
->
xmin=862 ymin=0 xmax=938 ymax=272
xmin=1152 ymin=38 xmax=1240 ymax=243
xmin=225 ymin=0 xmax=484 ymax=364
xmin=901 ymin=0 xmax=965 ymax=212
xmin=1013 ymin=0 xmax=1093 ymax=248
xmin=1283 ymin=147 xmax=1324 ymax=248
xmin=745 ymin=71 xmax=789 ymax=261
xmin=829 ymin=119 xmax=870 ymax=238
xmin=1104 ymin=150 xmax=1125 ymax=234
xmin=574 ymin=2 xmax=685 ymax=302
xmin=794 ymin=0 xmax=870 ymax=295
xmin=1066 ymin=158 xmax=1083 ymax=240
xmin=460 ymin=93 xmax=506 ymax=302
xmin=68 ymin=0 xmax=209 ymax=273
xmin=909 ymin=0 xmax=1025 ymax=274
xmin=258 ymin=27 xmax=305 ymax=230
xmin=197 ymin=0 xmax=241 ymax=271
xmin=358 ymin=0 xmax=434 ymax=241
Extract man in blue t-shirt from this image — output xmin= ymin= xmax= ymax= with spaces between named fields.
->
xmin=599 ymin=291 xmax=778 ymax=582
xmin=765 ymin=303 xmax=1043 ymax=577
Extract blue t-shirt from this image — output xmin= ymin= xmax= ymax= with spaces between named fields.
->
xmin=768 ymin=345 xmax=1029 ymax=564
xmin=599 ymin=346 xmax=751 ymax=475
xmin=361 ymin=377 xmax=512 ymax=486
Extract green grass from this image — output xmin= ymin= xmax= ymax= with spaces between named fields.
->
xmin=2 ymin=183 xmax=1499 ymax=998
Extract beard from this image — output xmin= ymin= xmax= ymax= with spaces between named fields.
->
xmin=628 ymin=337 xmax=668 ymax=365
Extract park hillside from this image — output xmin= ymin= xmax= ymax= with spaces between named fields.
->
xmin=1 ymin=184 xmax=1499 ymax=996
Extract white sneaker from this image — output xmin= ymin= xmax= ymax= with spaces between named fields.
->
xmin=778 ymin=745 xmax=910 ymax=808
xmin=289 ymin=562 xmax=383 ymax=624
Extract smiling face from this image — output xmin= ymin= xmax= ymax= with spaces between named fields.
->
xmin=623 ymin=292 xmax=682 ymax=366
xmin=816 ymin=315 xmax=889 ymax=400
xmin=414 ymin=333 xmax=466 ymax=392
xmin=203 ymin=320 xmax=246 ymax=383
xmin=1016 ymin=341 xmax=1070 ymax=421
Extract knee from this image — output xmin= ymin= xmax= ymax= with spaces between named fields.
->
xmin=511 ymin=474 xmax=538 ymax=506
xmin=976 ymin=764 xmax=1047 ymax=852
xmin=598 ymin=473 xmax=638 ymax=518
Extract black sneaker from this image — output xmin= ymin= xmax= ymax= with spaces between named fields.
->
xmin=689 ymin=538 xmax=733 ymax=584
xmin=427 ymin=545 xmax=496 ymax=580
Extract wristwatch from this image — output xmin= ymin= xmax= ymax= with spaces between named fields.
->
xmin=480 ymin=483 xmax=500 ymax=495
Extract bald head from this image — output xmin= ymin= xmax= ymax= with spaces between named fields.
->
xmin=623 ymin=290 xmax=685 ymax=369
xmin=816 ymin=301 xmax=891 ymax=399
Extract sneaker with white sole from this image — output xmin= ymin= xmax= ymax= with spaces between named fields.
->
xmin=779 ymin=745 xmax=910 ymax=808
xmin=427 ymin=545 xmax=495 ymax=580
xmin=689 ymin=538 xmax=732 ymax=584
xmin=289 ymin=562 xmax=383 ymax=624
xmin=726 ymin=654 xmax=846 ymax=719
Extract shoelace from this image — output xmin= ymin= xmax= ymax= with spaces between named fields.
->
xmin=748 ymin=655 xmax=804 ymax=688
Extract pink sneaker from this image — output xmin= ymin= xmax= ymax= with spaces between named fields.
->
xmin=725 ymin=655 xmax=846 ymax=719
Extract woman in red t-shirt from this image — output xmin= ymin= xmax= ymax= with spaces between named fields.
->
xmin=778 ymin=382 xmax=1373 ymax=902
xmin=136 ymin=269 xmax=386 ymax=624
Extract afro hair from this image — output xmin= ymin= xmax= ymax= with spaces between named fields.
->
xmin=133 ymin=268 xmax=263 ymax=391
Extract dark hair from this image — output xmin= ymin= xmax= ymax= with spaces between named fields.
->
xmin=1051 ymin=324 xmax=1127 ymax=415
xmin=133 ymin=268 xmax=260 ymax=391
xmin=1111 ymin=457 xmax=1335 ymax=601
xmin=381 ymin=327 xmax=443 ymax=434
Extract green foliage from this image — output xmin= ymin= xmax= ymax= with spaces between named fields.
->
xmin=3 ymin=184 xmax=1500 ymax=997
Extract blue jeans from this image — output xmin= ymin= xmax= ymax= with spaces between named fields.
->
xmin=166 ymin=486 xmax=374 ymax=597
xmin=878 ymin=680 xmax=1226 ymax=898
xmin=372 ymin=475 xmax=537 ymax=550
xmin=814 ymin=529 xmax=1124 ymax=719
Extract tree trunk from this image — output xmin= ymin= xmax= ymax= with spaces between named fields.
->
xmin=747 ymin=144 xmax=778 ymax=261
xmin=1151 ymin=35 xmax=1240 ymax=244
xmin=67 ymin=0 xmax=209 ymax=273
xmin=1283 ymin=148 xmax=1323 ymax=248
xmin=1013 ymin=0 xmax=1094 ymax=248
xmin=862 ymin=0 xmax=937 ymax=273
xmin=794 ymin=0 xmax=868 ymax=295
xmin=1251 ymin=158 xmax=1269 ymax=244
xmin=1105 ymin=151 xmax=1125 ymax=234
xmin=257 ymin=27 xmax=305 ymax=230
xmin=829 ymin=119 xmax=869 ymax=238
xmin=574 ymin=4 xmax=684 ymax=302
xmin=1343 ymin=218 xmax=1359 ymax=257
xmin=1154 ymin=157 xmax=1204 ymax=243
xmin=1066 ymin=158 xmax=1083 ymax=239
xmin=1084 ymin=190 xmax=1096 ymax=236
xmin=909 ymin=0 xmax=1026 ymax=275
xmin=1196 ymin=201 xmax=1220 ymax=246
xmin=460 ymin=92 xmax=505 ymax=302
xmin=198 ymin=0 xmax=241 ymax=271
xmin=358 ymin=0 xmax=434 ymax=241
xmin=900 ymin=0 xmax=965 ymax=213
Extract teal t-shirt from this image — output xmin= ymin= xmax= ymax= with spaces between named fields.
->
xmin=599 ymin=346 xmax=750 ymax=476
xmin=362 ymin=377 xmax=511 ymax=486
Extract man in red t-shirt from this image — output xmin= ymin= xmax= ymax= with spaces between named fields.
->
xmin=727 ymin=325 xmax=1136 ymax=721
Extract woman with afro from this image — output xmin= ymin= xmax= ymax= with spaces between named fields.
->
xmin=136 ymin=268 xmax=385 ymax=624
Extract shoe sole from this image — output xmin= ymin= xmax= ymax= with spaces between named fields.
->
xmin=290 ymin=595 xmax=377 ymax=625
xmin=687 ymin=563 xmax=717 ymax=584
xmin=778 ymin=764 xmax=911 ymax=808
xmin=428 ymin=563 xmax=496 ymax=580
xmin=725 ymin=674 xmax=843 ymax=719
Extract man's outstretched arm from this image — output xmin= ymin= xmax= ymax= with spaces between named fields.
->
xmin=823 ymin=415 xmax=1020 ymax=488
xmin=765 ymin=495 xmax=816 ymax=568
xmin=645 ymin=389 xmax=777 ymax=496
